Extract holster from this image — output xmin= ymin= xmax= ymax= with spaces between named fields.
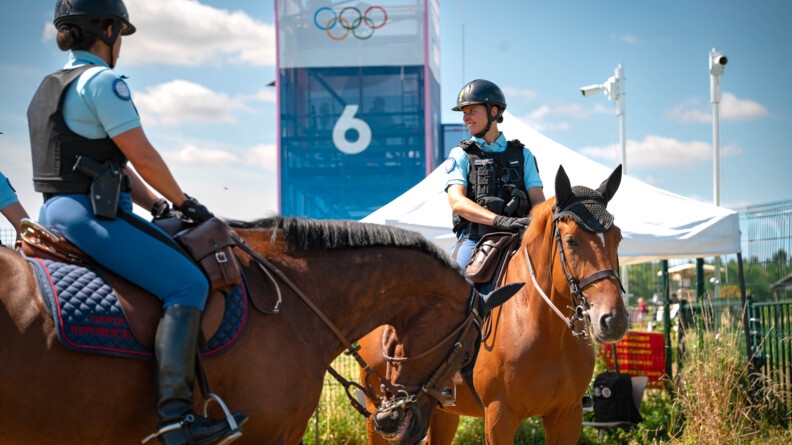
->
xmin=73 ymin=156 xmax=124 ymax=220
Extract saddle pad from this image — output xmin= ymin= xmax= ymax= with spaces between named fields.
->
xmin=27 ymin=256 xmax=247 ymax=360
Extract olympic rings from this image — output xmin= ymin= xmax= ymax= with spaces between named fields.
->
xmin=313 ymin=6 xmax=387 ymax=41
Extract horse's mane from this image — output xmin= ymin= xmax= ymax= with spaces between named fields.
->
xmin=226 ymin=216 xmax=462 ymax=272
xmin=524 ymin=198 xmax=556 ymax=243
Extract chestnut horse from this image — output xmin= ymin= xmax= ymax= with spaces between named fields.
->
xmin=0 ymin=216 xmax=521 ymax=445
xmin=360 ymin=165 xmax=629 ymax=444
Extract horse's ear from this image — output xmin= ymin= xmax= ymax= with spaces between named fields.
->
xmin=554 ymin=165 xmax=572 ymax=206
xmin=597 ymin=164 xmax=622 ymax=204
xmin=479 ymin=282 xmax=524 ymax=314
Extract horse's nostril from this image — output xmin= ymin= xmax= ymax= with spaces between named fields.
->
xmin=599 ymin=312 xmax=613 ymax=331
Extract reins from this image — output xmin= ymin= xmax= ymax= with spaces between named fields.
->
xmin=229 ymin=230 xmax=483 ymax=416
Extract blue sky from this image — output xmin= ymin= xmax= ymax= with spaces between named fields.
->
xmin=1 ymin=0 xmax=790 ymax=228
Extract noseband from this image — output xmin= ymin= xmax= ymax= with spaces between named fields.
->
xmin=525 ymin=216 xmax=623 ymax=338
xmin=231 ymin=232 xmax=483 ymax=419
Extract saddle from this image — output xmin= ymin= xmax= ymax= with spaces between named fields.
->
xmin=19 ymin=218 xmax=227 ymax=349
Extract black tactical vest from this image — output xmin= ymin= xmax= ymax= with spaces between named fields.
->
xmin=452 ymin=139 xmax=530 ymax=237
xmin=28 ymin=65 xmax=128 ymax=196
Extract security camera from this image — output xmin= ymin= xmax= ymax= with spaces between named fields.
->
xmin=580 ymin=84 xmax=604 ymax=97
xmin=710 ymin=48 xmax=728 ymax=75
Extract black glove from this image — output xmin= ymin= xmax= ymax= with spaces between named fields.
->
xmin=492 ymin=215 xmax=531 ymax=233
xmin=175 ymin=195 xmax=214 ymax=223
xmin=150 ymin=198 xmax=172 ymax=220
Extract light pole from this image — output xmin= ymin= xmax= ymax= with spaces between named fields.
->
xmin=709 ymin=48 xmax=728 ymax=299
xmin=580 ymin=64 xmax=627 ymax=174
xmin=580 ymin=64 xmax=628 ymax=294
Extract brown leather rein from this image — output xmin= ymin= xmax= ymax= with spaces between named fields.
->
xmin=229 ymin=232 xmax=484 ymax=417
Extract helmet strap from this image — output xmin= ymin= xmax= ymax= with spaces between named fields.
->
xmin=473 ymin=104 xmax=497 ymax=139
xmin=97 ymin=19 xmax=122 ymax=68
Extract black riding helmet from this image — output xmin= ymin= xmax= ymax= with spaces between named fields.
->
xmin=54 ymin=0 xmax=135 ymax=67
xmin=452 ymin=79 xmax=507 ymax=138
xmin=54 ymin=0 xmax=136 ymax=35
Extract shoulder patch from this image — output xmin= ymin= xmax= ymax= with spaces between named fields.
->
xmin=444 ymin=157 xmax=457 ymax=173
xmin=112 ymin=78 xmax=132 ymax=101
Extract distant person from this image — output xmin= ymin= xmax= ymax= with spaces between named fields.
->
xmin=0 ymin=170 xmax=30 ymax=244
xmin=28 ymin=1 xmax=245 ymax=443
xmin=637 ymin=296 xmax=648 ymax=327
xmin=444 ymin=79 xmax=545 ymax=268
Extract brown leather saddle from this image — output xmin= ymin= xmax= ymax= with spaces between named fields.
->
xmin=19 ymin=218 xmax=225 ymax=349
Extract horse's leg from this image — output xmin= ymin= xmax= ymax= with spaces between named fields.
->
xmin=483 ymin=401 xmax=521 ymax=445
xmin=426 ymin=408 xmax=460 ymax=445
xmin=541 ymin=404 xmax=584 ymax=445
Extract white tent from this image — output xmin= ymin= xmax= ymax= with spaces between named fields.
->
xmin=362 ymin=111 xmax=741 ymax=266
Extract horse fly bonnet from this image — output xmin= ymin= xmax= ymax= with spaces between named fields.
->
xmin=554 ymin=186 xmax=614 ymax=233
xmin=553 ymin=165 xmax=621 ymax=233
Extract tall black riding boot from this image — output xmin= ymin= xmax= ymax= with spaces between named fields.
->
xmin=150 ymin=305 xmax=246 ymax=445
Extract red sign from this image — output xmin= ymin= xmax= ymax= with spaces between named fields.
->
xmin=599 ymin=331 xmax=666 ymax=388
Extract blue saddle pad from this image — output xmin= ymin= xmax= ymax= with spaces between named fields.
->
xmin=25 ymin=255 xmax=247 ymax=360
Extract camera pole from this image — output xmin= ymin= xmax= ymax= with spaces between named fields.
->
xmin=709 ymin=48 xmax=727 ymax=299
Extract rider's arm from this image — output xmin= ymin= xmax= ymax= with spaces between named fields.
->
xmin=447 ymin=184 xmax=498 ymax=227
xmin=112 ymin=127 xmax=188 ymax=208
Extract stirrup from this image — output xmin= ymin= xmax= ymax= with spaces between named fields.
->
xmin=140 ymin=409 xmax=244 ymax=445
xmin=203 ymin=392 xmax=242 ymax=443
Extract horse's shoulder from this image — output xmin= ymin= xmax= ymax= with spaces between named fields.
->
xmin=0 ymin=248 xmax=52 ymax=333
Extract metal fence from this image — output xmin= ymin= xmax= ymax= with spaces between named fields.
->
xmin=748 ymin=299 xmax=792 ymax=419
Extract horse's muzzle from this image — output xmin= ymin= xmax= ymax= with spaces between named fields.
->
xmin=593 ymin=308 xmax=629 ymax=343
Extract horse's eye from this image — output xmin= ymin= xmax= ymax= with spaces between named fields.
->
xmin=564 ymin=236 xmax=578 ymax=248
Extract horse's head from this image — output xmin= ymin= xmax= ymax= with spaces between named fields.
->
xmin=369 ymin=283 xmax=521 ymax=444
xmin=531 ymin=165 xmax=628 ymax=343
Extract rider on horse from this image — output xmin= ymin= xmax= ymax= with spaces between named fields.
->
xmin=444 ymin=79 xmax=546 ymax=269
xmin=27 ymin=1 xmax=246 ymax=443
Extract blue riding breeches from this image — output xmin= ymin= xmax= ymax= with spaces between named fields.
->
xmin=38 ymin=193 xmax=209 ymax=309
xmin=451 ymin=232 xmax=479 ymax=269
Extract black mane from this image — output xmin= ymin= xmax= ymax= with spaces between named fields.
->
xmin=226 ymin=216 xmax=461 ymax=271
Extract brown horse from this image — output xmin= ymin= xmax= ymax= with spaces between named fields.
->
xmin=360 ymin=165 xmax=629 ymax=444
xmin=0 ymin=216 xmax=521 ymax=445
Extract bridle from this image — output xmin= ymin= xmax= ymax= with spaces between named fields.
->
xmin=524 ymin=212 xmax=623 ymax=338
xmin=230 ymin=231 xmax=484 ymax=418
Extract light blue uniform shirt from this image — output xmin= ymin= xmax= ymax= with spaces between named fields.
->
xmin=0 ymin=171 xmax=20 ymax=211
xmin=37 ymin=51 xmax=208 ymax=309
xmin=62 ymin=50 xmax=141 ymax=139
xmin=444 ymin=132 xmax=543 ymax=192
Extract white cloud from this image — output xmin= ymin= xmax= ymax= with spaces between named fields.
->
xmin=665 ymin=93 xmax=769 ymax=123
xmin=246 ymin=88 xmax=277 ymax=103
xmin=245 ymin=144 xmax=277 ymax=171
xmin=516 ymin=102 xmax=609 ymax=132
xmin=122 ymin=0 xmax=275 ymax=67
xmin=163 ymin=143 xmax=239 ymax=166
xmin=134 ymin=79 xmax=247 ymax=126
xmin=579 ymin=135 xmax=742 ymax=168
xmin=721 ymin=92 xmax=769 ymax=120
xmin=502 ymin=87 xmax=538 ymax=101
xmin=611 ymin=34 xmax=640 ymax=44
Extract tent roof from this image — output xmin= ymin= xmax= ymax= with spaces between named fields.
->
xmin=362 ymin=111 xmax=741 ymax=266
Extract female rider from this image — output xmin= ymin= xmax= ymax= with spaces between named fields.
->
xmin=27 ymin=1 xmax=246 ymax=444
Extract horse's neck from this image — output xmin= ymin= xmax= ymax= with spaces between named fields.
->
xmin=516 ymin=218 xmax=574 ymax=335
xmin=279 ymin=248 xmax=469 ymax=355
